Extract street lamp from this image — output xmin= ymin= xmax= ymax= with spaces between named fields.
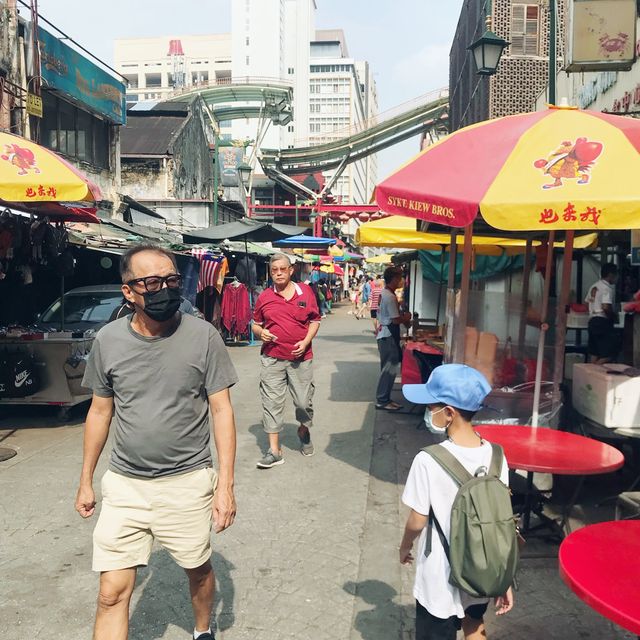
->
xmin=237 ymin=162 xmax=252 ymax=216
xmin=468 ymin=30 xmax=509 ymax=76
xmin=468 ymin=0 xmax=509 ymax=76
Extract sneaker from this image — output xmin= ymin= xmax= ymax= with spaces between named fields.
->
xmin=256 ymin=449 xmax=284 ymax=469
xmin=194 ymin=633 xmax=215 ymax=640
xmin=298 ymin=426 xmax=315 ymax=457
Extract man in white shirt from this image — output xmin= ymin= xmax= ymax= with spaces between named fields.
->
xmin=585 ymin=263 xmax=619 ymax=364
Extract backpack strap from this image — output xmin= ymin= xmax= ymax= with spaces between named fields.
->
xmin=488 ymin=442 xmax=504 ymax=479
xmin=421 ymin=444 xmax=474 ymax=486
xmin=425 ymin=506 xmax=450 ymax=560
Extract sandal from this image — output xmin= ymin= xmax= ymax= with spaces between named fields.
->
xmin=375 ymin=402 xmax=404 ymax=412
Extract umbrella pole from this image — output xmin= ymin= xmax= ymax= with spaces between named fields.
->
xmin=517 ymin=239 xmax=533 ymax=356
xmin=532 ymin=231 xmax=555 ymax=427
xmin=60 ymin=274 xmax=65 ymax=332
xmin=444 ymin=229 xmax=458 ymax=362
xmin=553 ymin=231 xmax=574 ymax=399
xmin=436 ymin=249 xmax=445 ymax=327
xmin=452 ymin=225 xmax=473 ymax=364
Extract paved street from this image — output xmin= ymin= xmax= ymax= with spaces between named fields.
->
xmin=0 ymin=305 xmax=634 ymax=639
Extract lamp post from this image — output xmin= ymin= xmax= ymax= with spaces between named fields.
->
xmin=467 ymin=0 xmax=509 ymax=76
xmin=237 ymin=162 xmax=252 ymax=217
xmin=469 ymin=0 xmax=556 ymax=106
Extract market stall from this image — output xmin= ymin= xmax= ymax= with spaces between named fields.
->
xmin=375 ymin=104 xmax=640 ymax=425
xmin=0 ymin=131 xmax=101 ymax=414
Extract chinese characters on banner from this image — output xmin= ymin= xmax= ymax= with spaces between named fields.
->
xmin=539 ymin=202 xmax=602 ymax=226
xmin=25 ymin=185 xmax=58 ymax=198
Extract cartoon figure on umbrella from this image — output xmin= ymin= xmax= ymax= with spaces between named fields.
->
xmin=534 ymin=138 xmax=603 ymax=189
xmin=1 ymin=143 xmax=41 ymax=176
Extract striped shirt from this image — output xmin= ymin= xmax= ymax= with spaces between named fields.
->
xmin=370 ymin=285 xmax=382 ymax=311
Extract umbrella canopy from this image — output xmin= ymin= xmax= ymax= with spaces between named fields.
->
xmin=0 ymin=131 xmax=101 ymax=222
xmin=272 ymin=234 xmax=337 ymax=248
xmin=366 ymin=253 xmax=394 ymax=264
xmin=376 ymin=106 xmax=640 ymax=232
xmin=356 ymin=215 xmax=598 ymax=254
xmin=182 ymin=218 xmax=305 ymax=243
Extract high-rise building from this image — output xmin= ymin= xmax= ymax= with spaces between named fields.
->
xmin=308 ymin=30 xmax=378 ymax=203
xmin=230 ymin=0 xmax=314 ymax=150
xmin=114 ymin=1 xmax=377 ymax=204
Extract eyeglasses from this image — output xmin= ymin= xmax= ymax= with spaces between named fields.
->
xmin=126 ymin=274 xmax=182 ymax=293
xmin=270 ymin=267 xmax=291 ymax=274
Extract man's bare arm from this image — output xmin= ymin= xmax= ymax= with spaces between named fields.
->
xmin=75 ymin=394 xmax=113 ymax=518
xmin=209 ymin=388 xmax=237 ymax=532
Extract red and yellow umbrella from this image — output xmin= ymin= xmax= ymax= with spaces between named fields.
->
xmin=376 ymin=105 xmax=640 ymax=232
xmin=0 ymin=131 xmax=101 ymax=222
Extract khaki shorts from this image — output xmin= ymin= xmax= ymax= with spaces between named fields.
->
xmin=93 ymin=467 xmax=218 ymax=572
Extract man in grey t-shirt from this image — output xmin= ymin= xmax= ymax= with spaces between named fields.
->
xmin=75 ymin=244 xmax=238 ymax=640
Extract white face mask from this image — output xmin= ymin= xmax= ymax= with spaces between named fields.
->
xmin=423 ymin=406 xmax=449 ymax=434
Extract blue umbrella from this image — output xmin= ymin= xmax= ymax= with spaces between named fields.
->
xmin=272 ymin=234 xmax=337 ymax=249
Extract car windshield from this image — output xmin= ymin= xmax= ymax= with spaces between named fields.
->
xmin=40 ymin=292 xmax=123 ymax=325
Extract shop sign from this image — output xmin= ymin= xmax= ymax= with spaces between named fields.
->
xmin=577 ymin=71 xmax=618 ymax=108
xmin=26 ymin=93 xmax=43 ymax=118
xmin=38 ymin=27 xmax=126 ymax=124
xmin=567 ymin=0 xmax=637 ymax=72
xmin=217 ymin=146 xmax=243 ymax=187
xmin=611 ymin=83 xmax=640 ymax=112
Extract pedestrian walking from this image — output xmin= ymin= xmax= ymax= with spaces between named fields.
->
xmin=252 ymin=253 xmax=321 ymax=468
xmin=75 ymin=244 xmax=238 ymax=640
xmin=399 ymin=364 xmax=515 ymax=640
xmin=369 ymin=275 xmax=383 ymax=333
xmin=375 ymin=267 xmax=411 ymax=411
xmin=357 ymin=275 xmax=372 ymax=319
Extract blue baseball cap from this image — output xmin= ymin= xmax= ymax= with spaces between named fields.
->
xmin=402 ymin=364 xmax=491 ymax=411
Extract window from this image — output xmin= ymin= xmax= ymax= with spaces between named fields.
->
xmin=246 ymin=37 xmax=250 ymax=46
xmin=510 ymin=4 xmax=540 ymax=56
xmin=288 ymin=67 xmax=294 ymax=75
xmin=246 ymin=56 xmax=250 ymax=65
xmin=123 ymin=73 xmax=138 ymax=89
xmin=145 ymin=73 xmax=162 ymax=88
xmin=40 ymin=91 xmax=111 ymax=169
xmin=287 ymin=125 xmax=294 ymax=132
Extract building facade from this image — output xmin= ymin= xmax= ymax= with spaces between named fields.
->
xmin=308 ymin=30 xmax=378 ymax=203
xmin=0 ymin=2 xmax=125 ymax=210
xmin=114 ymin=34 xmax=233 ymax=101
xmin=536 ymin=15 xmax=640 ymax=115
xmin=449 ymin=0 xmax=568 ymax=130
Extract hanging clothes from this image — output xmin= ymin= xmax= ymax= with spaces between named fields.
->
xmin=221 ymin=282 xmax=252 ymax=338
xmin=191 ymin=249 xmax=228 ymax=293
xmin=235 ymin=256 xmax=257 ymax=287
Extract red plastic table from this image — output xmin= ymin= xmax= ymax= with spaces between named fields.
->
xmin=560 ymin=521 xmax=640 ymax=636
xmin=475 ymin=425 xmax=624 ymax=535
xmin=401 ymin=341 xmax=443 ymax=385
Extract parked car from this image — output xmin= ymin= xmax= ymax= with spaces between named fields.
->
xmin=35 ymin=284 xmax=203 ymax=332
xmin=35 ymin=285 xmax=123 ymax=332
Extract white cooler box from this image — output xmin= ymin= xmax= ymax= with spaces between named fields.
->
xmin=572 ymin=363 xmax=640 ymax=428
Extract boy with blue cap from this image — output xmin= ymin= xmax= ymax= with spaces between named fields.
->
xmin=399 ymin=364 xmax=514 ymax=640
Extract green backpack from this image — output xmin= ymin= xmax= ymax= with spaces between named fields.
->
xmin=422 ymin=443 xmax=519 ymax=598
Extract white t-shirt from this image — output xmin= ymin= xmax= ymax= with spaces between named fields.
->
xmin=402 ymin=439 xmax=510 ymax=619
xmin=585 ymin=279 xmax=615 ymax=318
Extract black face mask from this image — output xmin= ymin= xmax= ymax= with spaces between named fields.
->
xmin=141 ymin=287 xmax=181 ymax=322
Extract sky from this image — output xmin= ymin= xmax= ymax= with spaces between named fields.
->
xmin=35 ymin=0 xmax=464 ymax=184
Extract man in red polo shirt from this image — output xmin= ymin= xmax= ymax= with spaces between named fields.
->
xmin=252 ymin=253 xmax=321 ymax=469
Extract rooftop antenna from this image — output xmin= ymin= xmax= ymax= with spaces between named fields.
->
xmin=167 ymin=39 xmax=185 ymax=90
